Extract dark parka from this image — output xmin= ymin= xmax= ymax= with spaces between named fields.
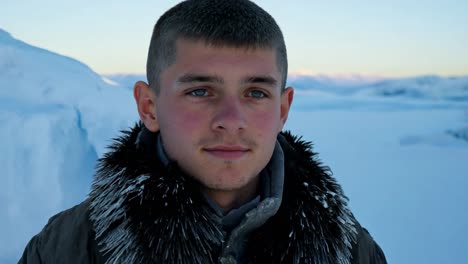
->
xmin=19 ymin=124 xmax=386 ymax=264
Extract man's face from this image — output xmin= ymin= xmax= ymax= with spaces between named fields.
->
xmin=153 ymin=38 xmax=293 ymax=194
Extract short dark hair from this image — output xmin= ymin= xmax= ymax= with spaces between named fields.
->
xmin=146 ymin=0 xmax=288 ymax=94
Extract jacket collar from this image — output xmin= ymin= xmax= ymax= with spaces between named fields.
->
xmin=89 ymin=123 xmax=357 ymax=263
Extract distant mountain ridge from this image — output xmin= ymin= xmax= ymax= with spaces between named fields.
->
xmin=359 ymin=75 xmax=468 ymax=101
xmin=284 ymin=74 xmax=468 ymax=101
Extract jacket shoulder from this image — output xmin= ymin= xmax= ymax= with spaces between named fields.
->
xmin=18 ymin=200 xmax=103 ymax=264
xmin=351 ymin=221 xmax=387 ymax=264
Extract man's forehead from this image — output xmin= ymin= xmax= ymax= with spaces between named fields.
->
xmin=157 ymin=37 xmax=284 ymax=90
xmin=173 ymin=38 xmax=280 ymax=75
xmin=175 ymin=37 xmax=276 ymax=54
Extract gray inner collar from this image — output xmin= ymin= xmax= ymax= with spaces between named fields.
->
xmin=219 ymin=140 xmax=285 ymax=262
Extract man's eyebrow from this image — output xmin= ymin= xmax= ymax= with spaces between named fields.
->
xmin=177 ymin=74 xmax=224 ymax=84
xmin=242 ymin=76 xmax=278 ymax=87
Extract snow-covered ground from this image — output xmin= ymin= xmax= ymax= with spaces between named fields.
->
xmin=286 ymin=109 xmax=468 ymax=264
xmin=2 ymin=28 xmax=468 ymax=263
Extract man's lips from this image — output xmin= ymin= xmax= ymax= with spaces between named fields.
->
xmin=203 ymin=145 xmax=249 ymax=159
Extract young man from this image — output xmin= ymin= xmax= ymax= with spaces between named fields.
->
xmin=20 ymin=1 xmax=386 ymax=263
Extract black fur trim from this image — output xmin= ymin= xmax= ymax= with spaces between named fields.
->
xmin=245 ymin=132 xmax=357 ymax=263
xmin=89 ymin=124 xmax=357 ymax=264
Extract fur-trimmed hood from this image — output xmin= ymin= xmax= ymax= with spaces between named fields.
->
xmin=89 ymin=123 xmax=358 ymax=264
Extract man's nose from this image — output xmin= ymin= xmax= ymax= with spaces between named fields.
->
xmin=211 ymin=96 xmax=247 ymax=133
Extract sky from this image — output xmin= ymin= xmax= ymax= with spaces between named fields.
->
xmin=2 ymin=0 xmax=468 ymax=78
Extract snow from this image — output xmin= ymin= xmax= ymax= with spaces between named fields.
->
xmin=0 ymin=29 xmax=137 ymax=263
xmin=1 ymin=28 xmax=468 ymax=263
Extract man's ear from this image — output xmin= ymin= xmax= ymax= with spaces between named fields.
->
xmin=133 ymin=81 xmax=159 ymax=132
xmin=279 ymin=86 xmax=294 ymax=131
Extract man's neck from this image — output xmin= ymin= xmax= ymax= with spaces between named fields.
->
xmin=202 ymin=177 xmax=260 ymax=212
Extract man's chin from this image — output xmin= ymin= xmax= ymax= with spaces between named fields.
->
xmin=201 ymin=182 xmax=249 ymax=193
xmin=198 ymin=176 xmax=256 ymax=193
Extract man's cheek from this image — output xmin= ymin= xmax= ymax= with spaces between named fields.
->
xmin=174 ymin=110 xmax=206 ymax=131
xmin=252 ymin=110 xmax=280 ymax=132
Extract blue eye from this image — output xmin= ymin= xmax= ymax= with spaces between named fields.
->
xmin=189 ymin=89 xmax=209 ymax=97
xmin=249 ymin=90 xmax=267 ymax=99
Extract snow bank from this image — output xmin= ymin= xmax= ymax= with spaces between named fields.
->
xmin=0 ymin=29 xmax=137 ymax=262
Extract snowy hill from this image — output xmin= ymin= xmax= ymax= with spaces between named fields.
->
xmin=0 ymin=28 xmax=137 ymax=153
xmin=0 ymin=29 xmax=137 ymax=263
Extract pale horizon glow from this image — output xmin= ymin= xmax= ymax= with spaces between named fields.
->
xmin=2 ymin=0 xmax=468 ymax=77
